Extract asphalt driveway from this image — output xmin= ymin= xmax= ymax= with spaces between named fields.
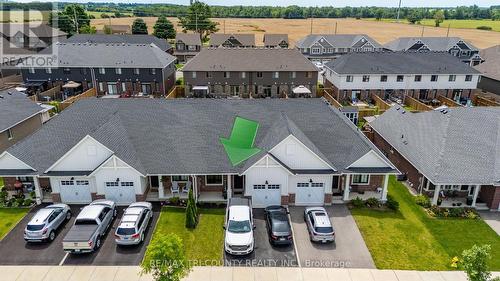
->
xmin=224 ymin=208 xmax=298 ymax=267
xmin=289 ymin=205 xmax=375 ymax=269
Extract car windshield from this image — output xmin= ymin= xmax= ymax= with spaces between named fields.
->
xmin=271 ymin=214 xmax=290 ymax=232
xmin=315 ymin=226 xmax=334 ymax=234
xmin=227 ymin=220 xmax=251 ymax=233
xmin=26 ymin=224 xmax=44 ymax=231
xmin=116 ymin=227 xmax=136 ymax=236
xmin=74 ymin=219 xmax=98 ymax=225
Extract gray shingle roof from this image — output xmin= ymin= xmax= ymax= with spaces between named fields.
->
xmin=0 ymin=89 xmax=43 ymax=133
xmin=324 ymin=51 xmax=480 ymax=75
xmin=370 ymin=106 xmax=500 ymax=185
xmin=475 ymin=45 xmax=500 ymax=81
xmin=384 ymin=37 xmax=479 ymax=52
xmin=263 ymin=34 xmax=288 ymax=46
xmin=209 ymin=33 xmax=255 ymax=47
xmin=63 ymin=34 xmax=172 ymax=52
xmin=183 ymin=48 xmax=317 ymax=72
xmin=295 ymin=34 xmax=382 ymax=49
xmin=0 ymin=23 xmax=67 ymax=38
xmin=42 ymin=42 xmax=176 ymax=68
xmin=5 ymin=98 xmax=391 ymax=176
xmin=175 ymin=33 xmax=201 ymax=46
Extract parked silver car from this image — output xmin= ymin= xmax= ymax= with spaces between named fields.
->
xmin=304 ymin=207 xmax=335 ymax=243
xmin=24 ymin=204 xmax=72 ymax=242
xmin=115 ymin=202 xmax=153 ymax=245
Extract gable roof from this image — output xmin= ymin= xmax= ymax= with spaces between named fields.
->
xmin=209 ymin=33 xmax=255 ymax=47
xmin=175 ymin=33 xmax=201 ymax=46
xmin=0 ymin=89 xmax=43 ymax=133
xmin=263 ymin=34 xmax=289 ymax=46
xmin=0 ymin=23 xmax=67 ymax=38
xmin=183 ymin=48 xmax=317 ymax=72
xmin=295 ymin=34 xmax=382 ymax=49
xmin=40 ymin=42 xmax=176 ymax=68
xmin=324 ymin=51 xmax=481 ymax=75
xmin=384 ymin=37 xmax=479 ymax=52
xmin=474 ymin=45 xmax=500 ymax=81
xmin=370 ymin=106 xmax=500 ymax=185
xmin=4 ymin=98 xmax=394 ymax=176
xmin=64 ymin=34 xmax=171 ymax=52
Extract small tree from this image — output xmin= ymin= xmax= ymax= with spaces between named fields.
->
xmin=141 ymin=234 xmax=191 ymax=281
xmin=185 ymin=187 xmax=198 ymax=229
xmin=132 ymin=18 xmax=148 ymax=34
xmin=461 ymin=244 xmax=493 ymax=281
xmin=80 ymin=25 xmax=97 ymax=34
xmin=153 ymin=16 xmax=176 ymax=39
xmin=374 ymin=8 xmax=384 ymax=21
xmin=407 ymin=11 xmax=423 ymax=24
xmin=103 ymin=25 xmax=113 ymax=34
xmin=434 ymin=10 xmax=445 ymax=27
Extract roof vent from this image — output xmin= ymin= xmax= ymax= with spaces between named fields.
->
xmin=0 ymin=95 xmax=3 ymax=99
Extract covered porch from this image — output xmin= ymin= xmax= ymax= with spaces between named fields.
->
xmin=341 ymin=173 xmax=391 ymax=202
xmin=0 ymin=174 xmax=44 ymax=205
xmin=154 ymin=174 xmax=232 ymax=203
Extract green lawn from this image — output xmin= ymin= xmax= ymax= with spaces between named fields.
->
xmin=364 ymin=18 xmax=500 ymax=32
xmin=0 ymin=208 xmax=29 ymax=240
xmin=149 ymin=207 xmax=225 ymax=264
xmin=87 ymin=11 xmax=134 ymax=19
xmin=352 ymin=176 xmax=500 ymax=270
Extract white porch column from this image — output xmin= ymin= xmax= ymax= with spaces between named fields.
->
xmin=33 ymin=177 xmax=42 ymax=205
xmin=343 ymin=174 xmax=351 ymax=201
xmin=472 ymin=185 xmax=481 ymax=207
xmin=192 ymin=175 xmax=198 ymax=202
xmin=227 ymin=175 xmax=232 ymax=199
xmin=381 ymin=175 xmax=389 ymax=202
xmin=432 ymin=185 xmax=441 ymax=206
xmin=158 ymin=176 xmax=164 ymax=199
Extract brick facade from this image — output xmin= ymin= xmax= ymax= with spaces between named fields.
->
xmin=91 ymin=193 xmax=105 ymax=200
xmin=479 ymin=185 xmax=500 ymax=210
xmin=324 ymin=194 xmax=332 ymax=204
xmin=281 ymin=195 xmax=289 ymax=205
xmin=51 ymin=193 xmax=61 ymax=202
xmin=350 ymin=175 xmax=384 ymax=192
xmin=288 ymin=193 xmax=296 ymax=204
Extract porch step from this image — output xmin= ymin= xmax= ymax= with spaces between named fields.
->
xmin=475 ymin=203 xmax=489 ymax=211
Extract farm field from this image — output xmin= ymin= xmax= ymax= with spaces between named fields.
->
xmin=367 ymin=18 xmax=500 ymax=32
xmin=0 ymin=10 xmax=49 ymax=23
xmin=91 ymin=17 xmax=500 ymax=49
xmin=87 ymin=11 xmax=134 ymax=19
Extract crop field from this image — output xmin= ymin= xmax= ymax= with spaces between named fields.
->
xmin=0 ymin=10 xmax=50 ymax=23
xmin=368 ymin=18 xmax=500 ymax=32
xmin=91 ymin=17 xmax=500 ymax=49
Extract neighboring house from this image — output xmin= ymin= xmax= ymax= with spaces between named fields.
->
xmin=0 ymin=23 xmax=67 ymax=51
xmin=323 ymin=51 xmax=480 ymax=104
xmin=0 ymin=37 xmax=34 ymax=78
xmin=173 ymin=33 xmax=202 ymax=63
xmin=183 ymin=48 xmax=318 ymax=98
xmin=295 ymin=34 xmax=383 ymax=63
xmin=384 ymin=37 xmax=483 ymax=66
xmin=0 ymin=89 xmax=44 ymax=152
xmin=63 ymin=34 xmax=172 ymax=53
xmin=474 ymin=45 xmax=500 ymax=96
xmin=263 ymin=34 xmax=289 ymax=48
xmin=21 ymin=42 xmax=177 ymax=96
xmin=0 ymin=98 xmax=397 ymax=206
xmin=369 ymin=106 xmax=500 ymax=211
xmin=101 ymin=25 xmax=131 ymax=35
xmin=209 ymin=33 xmax=255 ymax=48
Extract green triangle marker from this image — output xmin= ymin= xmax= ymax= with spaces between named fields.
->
xmin=220 ymin=117 xmax=262 ymax=166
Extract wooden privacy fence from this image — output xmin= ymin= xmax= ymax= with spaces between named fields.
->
xmin=370 ymin=93 xmax=390 ymax=113
xmin=404 ymin=95 xmax=433 ymax=111
xmin=0 ymin=74 xmax=22 ymax=89
xmin=59 ymin=88 xmax=97 ymax=110
xmin=473 ymin=95 xmax=500 ymax=107
xmin=321 ymin=88 xmax=342 ymax=109
xmin=38 ymin=85 xmax=62 ymax=101
xmin=436 ymin=95 xmax=462 ymax=107
xmin=166 ymin=86 xmax=185 ymax=99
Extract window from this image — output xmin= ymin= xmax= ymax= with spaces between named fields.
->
xmin=98 ymin=68 xmax=105 ymax=74
xmin=297 ymin=183 xmax=309 ymax=188
xmin=414 ymin=75 xmax=422 ymax=82
xmin=192 ymin=71 xmax=197 ymax=78
xmin=380 ymin=75 xmax=387 ymax=82
xmin=431 ymin=75 xmax=438 ymax=82
xmin=256 ymin=72 xmax=263 ymax=78
xmin=46 ymin=68 xmax=52 ymax=74
xmin=253 ymin=185 xmax=266 ymax=190
xmin=99 ymin=82 xmax=104 ymax=92
xmin=362 ymin=75 xmax=370 ymax=82
xmin=290 ymin=71 xmax=296 ymax=78
xmin=346 ymin=75 xmax=353 ymax=82
xmin=63 ymin=68 xmax=71 ymax=74
xmin=121 ymin=82 xmax=126 ymax=93
xmin=76 ymin=180 xmax=89 ymax=185
xmin=172 ymin=176 xmax=189 ymax=182
xmin=449 ymin=75 xmax=456 ymax=82
xmin=327 ymin=48 xmax=333 ymax=53
xmin=465 ymin=75 xmax=473 ymax=82
xmin=28 ymin=68 xmax=35 ymax=74
xmin=134 ymin=68 xmax=140 ymax=75
xmin=7 ymin=129 xmax=13 ymax=140
xmin=61 ymin=180 xmax=74 ymax=186
xmin=311 ymin=47 xmax=321 ymax=54
xmin=397 ymin=75 xmax=404 ymax=82
xmin=241 ymin=72 xmax=246 ymax=78
xmin=151 ymin=69 xmax=156 ymax=75
xmin=305 ymin=72 xmax=313 ymax=78
xmin=206 ymin=175 xmax=223 ymax=185
xmin=206 ymin=72 xmax=212 ymax=78
xmin=224 ymin=72 xmax=230 ymax=78
xmin=267 ymin=184 xmax=280 ymax=189
xmin=273 ymin=72 xmax=279 ymax=79
xmin=105 ymin=182 xmax=119 ymax=187
xmin=120 ymin=182 xmax=134 ymax=187
xmin=116 ymin=68 xmax=122 ymax=75
xmin=311 ymin=183 xmax=324 ymax=188
xmin=352 ymin=174 xmax=370 ymax=184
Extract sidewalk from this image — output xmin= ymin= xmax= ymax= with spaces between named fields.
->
xmin=3 ymin=266 xmax=500 ymax=281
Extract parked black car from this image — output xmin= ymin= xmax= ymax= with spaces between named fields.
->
xmin=264 ymin=206 xmax=293 ymax=246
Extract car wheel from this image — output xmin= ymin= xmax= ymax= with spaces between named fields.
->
xmin=95 ymin=237 xmax=102 ymax=250
xmin=66 ymin=211 xmax=72 ymax=220
xmin=48 ymin=231 xmax=55 ymax=242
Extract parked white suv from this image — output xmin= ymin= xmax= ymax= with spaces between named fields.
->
xmin=224 ymin=198 xmax=254 ymax=255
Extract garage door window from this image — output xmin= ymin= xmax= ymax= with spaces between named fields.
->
xmin=311 ymin=183 xmax=324 ymax=188
xmin=297 ymin=183 xmax=309 ymax=187
xmin=61 ymin=180 xmax=74 ymax=185
xmin=268 ymin=185 xmax=280 ymax=189
xmin=352 ymin=175 xmax=370 ymax=185
xmin=121 ymin=182 xmax=134 ymax=187
xmin=253 ymin=185 xmax=266 ymax=190
xmin=76 ymin=180 xmax=89 ymax=185
xmin=106 ymin=182 xmax=119 ymax=187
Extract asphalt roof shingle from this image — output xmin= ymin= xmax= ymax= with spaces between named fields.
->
xmin=63 ymin=34 xmax=172 ymax=52
xmin=474 ymin=45 xmax=500 ymax=81
xmin=210 ymin=33 xmax=255 ymax=46
xmin=175 ymin=33 xmax=201 ymax=46
xmin=0 ymin=89 xmax=43 ymax=133
xmin=295 ymin=34 xmax=382 ymax=49
xmin=384 ymin=37 xmax=479 ymax=52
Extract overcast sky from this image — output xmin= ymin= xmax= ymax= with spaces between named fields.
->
xmin=10 ymin=0 xmax=499 ymax=7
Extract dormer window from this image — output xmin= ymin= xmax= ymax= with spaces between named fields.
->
xmin=311 ymin=47 xmax=321 ymax=54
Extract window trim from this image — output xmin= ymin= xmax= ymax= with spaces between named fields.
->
xmin=171 ymin=175 xmax=189 ymax=182
xmin=351 ymin=174 xmax=370 ymax=185
xmin=205 ymin=175 xmax=223 ymax=186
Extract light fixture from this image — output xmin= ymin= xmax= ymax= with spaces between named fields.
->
xmin=265 ymin=180 xmax=268 ymax=185
xmin=116 ymin=178 xmax=120 ymax=182
xmin=70 ymin=177 xmax=74 ymax=181
xmin=309 ymin=179 xmax=313 ymax=183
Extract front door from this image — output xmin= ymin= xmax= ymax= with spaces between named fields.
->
xmin=233 ymin=175 xmax=244 ymax=195
xmin=107 ymin=83 xmax=118 ymax=95
xmin=468 ymin=185 xmax=475 ymax=196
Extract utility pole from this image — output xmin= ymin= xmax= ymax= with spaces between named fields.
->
xmin=195 ymin=13 xmax=198 ymax=35
xmin=421 ymin=26 xmax=424 ymax=36
xmin=73 ymin=7 xmax=79 ymax=34
xmin=224 ymin=20 xmax=226 ymax=34
xmin=396 ymin=0 xmax=402 ymax=23
xmin=446 ymin=23 xmax=450 ymax=37
xmin=310 ymin=17 xmax=313 ymax=34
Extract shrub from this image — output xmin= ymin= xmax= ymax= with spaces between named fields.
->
xmin=29 ymin=191 xmax=36 ymax=200
xmin=461 ymin=244 xmax=492 ymax=281
xmin=365 ymin=197 xmax=380 ymax=208
xmin=415 ymin=194 xmax=431 ymax=208
xmin=185 ymin=187 xmax=198 ymax=229
xmin=476 ymin=26 xmax=492 ymax=30
xmin=23 ymin=198 xmax=33 ymax=207
xmin=169 ymin=196 xmax=180 ymax=205
xmin=385 ymin=195 xmax=399 ymax=211
xmin=15 ymin=197 xmax=24 ymax=207
xmin=351 ymin=196 xmax=364 ymax=208
xmin=449 ymin=207 xmax=464 ymax=217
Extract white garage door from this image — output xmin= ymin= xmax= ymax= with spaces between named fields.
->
xmin=295 ymin=182 xmax=325 ymax=206
xmin=104 ymin=181 xmax=136 ymax=204
xmin=252 ymin=184 xmax=281 ymax=207
xmin=60 ymin=180 xmax=92 ymax=203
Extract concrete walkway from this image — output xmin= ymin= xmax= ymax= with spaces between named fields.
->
xmin=3 ymin=266 xmax=500 ymax=281
xmin=479 ymin=211 xmax=500 ymax=236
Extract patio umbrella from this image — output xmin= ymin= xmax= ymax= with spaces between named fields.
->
xmin=62 ymin=81 xmax=81 ymax=89
xmin=292 ymin=85 xmax=311 ymax=95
